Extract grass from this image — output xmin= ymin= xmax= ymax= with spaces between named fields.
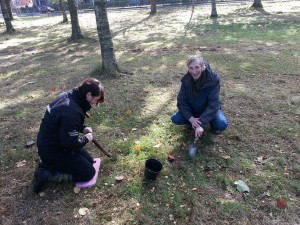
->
xmin=1 ymin=1 xmax=300 ymax=224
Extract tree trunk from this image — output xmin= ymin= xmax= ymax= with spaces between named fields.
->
xmin=251 ymin=0 xmax=263 ymax=8
xmin=67 ymin=0 xmax=84 ymax=40
xmin=210 ymin=0 xmax=218 ymax=18
xmin=94 ymin=0 xmax=120 ymax=78
xmin=150 ymin=0 xmax=156 ymax=14
xmin=5 ymin=0 xmax=13 ymax=20
xmin=0 ymin=0 xmax=15 ymax=33
xmin=59 ymin=0 xmax=68 ymax=23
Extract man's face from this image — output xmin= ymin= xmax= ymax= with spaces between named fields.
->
xmin=188 ymin=59 xmax=203 ymax=80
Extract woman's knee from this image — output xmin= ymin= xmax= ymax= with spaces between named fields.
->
xmin=74 ymin=165 xmax=95 ymax=182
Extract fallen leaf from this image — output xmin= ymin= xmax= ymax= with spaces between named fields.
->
xmin=205 ymin=171 xmax=212 ymax=178
xmin=126 ymin=109 xmax=133 ymax=115
xmin=169 ymin=214 xmax=175 ymax=221
xmin=51 ymin=95 xmax=56 ymax=99
xmin=25 ymin=140 xmax=35 ymax=148
xmin=134 ymin=145 xmax=141 ymax=151
xmin=50 ymin=86 xmax=56 ymax=91
xmin=192 ymin=187 xmax=197 ymax=191
xmin=7 ymin=148 xmax=15 ymax=155
xmin=234 ymin=180 xmax=250 ymax=193
xmin=283 ymin=167 xmax=289 ymax=175
xmin=276 ymin=198 xmax=287 ymax=209
xmin=115 ymin=176 xmax=124 ymax=182
xmin=79 ymin=207 xmax=89 ymax=216
xmin=16 ymin=160 xmax=26 ymax=167
xmin=167 ymin=154 xmax=175 ymax=162
xmin=39 ymin=192 xmax=45 ymax=197
xmin=255 ymin=155 xmax=268 ymax=164
xmin=132 ymin=128 xmax=137 ymax=131
xmin=74 ymin=187 xmax=81 ymax=193
xmin=120 ymin=117 xmax=124 ymax=123
xmin=154 ymin=143 xmax=162 ymax=148
xmin=222 ymin=155 xmax=230 ymax=160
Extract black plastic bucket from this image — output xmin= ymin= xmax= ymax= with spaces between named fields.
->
xmin=144 ymin=159 xmax=163 ymax=180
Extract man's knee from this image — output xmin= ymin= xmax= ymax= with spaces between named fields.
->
xmin=171 ymin=112 xmax=187 ymax=125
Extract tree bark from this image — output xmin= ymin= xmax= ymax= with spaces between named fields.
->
xmin=251 ymin=0 xmax=263 ymax=8
xmin=59 ymin=0 xmax=68 ymax=23
xmin=150 ymin=0 xmax=156 ymax=14
xmin=67 ymin=0 xmax=84 ymax=40
xmin=210 ymin=0 xmax=218 ymax=18
xmin=94 ymin=0 xmax=120 ymax=77
xmin=0 ymin=0 xmax=15 ymax=33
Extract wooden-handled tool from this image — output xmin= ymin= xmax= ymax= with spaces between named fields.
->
xmin=92 ymin=138 xmax=112 ymax=158
xmin=85 ymin=113 xmax=112 ymax=158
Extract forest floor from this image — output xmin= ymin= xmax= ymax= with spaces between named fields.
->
xmin=1 ymin=1 xmax=300 ymax=224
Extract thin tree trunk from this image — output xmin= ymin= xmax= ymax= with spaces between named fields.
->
xmin=0 ymin=0 xmax=15 ymax=33
xmin=5 ymin=0 xmax=13 ymax=20
xmin=94 ymin=0 xmax=120 ymax=77
xmin=150 ymin=0 xmax=156 ymax=14
xmin=67 ymin=0 xmax=84 ymax=40
xmin=59 ymin=0 xmax=68 ymax=23
xmin=251 ymin=0 xmax=263 ymax=8
xmin=210 ymin=0 xmax=218 ymax=18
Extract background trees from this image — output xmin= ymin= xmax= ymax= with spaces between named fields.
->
xmin=252 ymin=0 xmax=263 ymax=8
xmin=210 ymin=0 xmax=218 ymax=18
xmin=150 ymin=0 xmax=157 ymax=14
xmin=0 ymin=0 xmax=15 ymax=33
xmin=67 ymin=0 xmax=84 ymax=40
xmin=59 ymin=0 xmax=68 ymax=23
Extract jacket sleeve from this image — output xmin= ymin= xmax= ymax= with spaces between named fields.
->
xmin=199 ymin=72 xmax=221 ymax=127
xmin=59 ymin=114 xmax=88 ymax=151
xmin=177 ymin=80 xmax=193 ymax=121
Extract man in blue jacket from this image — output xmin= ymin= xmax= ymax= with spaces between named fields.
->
xmin=171 ymin=55 xmax=228 ymax=139
xmin=33 ymin=78 xmax=104 ymax=194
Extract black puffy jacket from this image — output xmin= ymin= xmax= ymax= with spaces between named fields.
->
xmin=37 ymin=88 xmax=91 ymax=160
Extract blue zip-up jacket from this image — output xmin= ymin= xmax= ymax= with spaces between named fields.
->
xmin=37 ymin=88 xmax=91 ymax=160
xmin=177 ymin=63 xmax=221 ymax=128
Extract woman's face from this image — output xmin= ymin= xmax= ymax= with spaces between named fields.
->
xmin=188 ymin=59 xmax=203 ymax=80
xmin=86 ymin=92 xmax=103 ymax=106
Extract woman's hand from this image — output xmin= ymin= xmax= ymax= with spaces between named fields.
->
xmin=195 ymin=126 xmax=204 ymax=139
xmin=189 ymin=116 xmax=201 ymax=129
xmin=83 ymin=127 xmax=93 ymax=134
xmin=85 ymin=133 xmax=93 ymax=142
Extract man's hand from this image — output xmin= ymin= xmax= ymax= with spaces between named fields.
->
xmin=195 ymin=126 xmax=204 ymax=139
xmin=189 ymin=116 xmax=201 ymax=129
xmin=85 ymin=133 xmax=93 ymax=142
xmin=83 ymin=127 xmax=93 ymax=134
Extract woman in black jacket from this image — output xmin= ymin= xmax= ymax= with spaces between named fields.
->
xmin=33 ymin=78 xmax=104 ymax=194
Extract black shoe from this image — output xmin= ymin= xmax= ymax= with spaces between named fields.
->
xmin=33 ymin=167 xmax=48 ymax=194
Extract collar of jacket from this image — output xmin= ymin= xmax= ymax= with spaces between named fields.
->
xmin=71 ymin=88 xmax=92 ymax=113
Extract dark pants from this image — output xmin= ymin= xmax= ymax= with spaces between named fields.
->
xmin=41 ymin=148 xmax=95 ymax=182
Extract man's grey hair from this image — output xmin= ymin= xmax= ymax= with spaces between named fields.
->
xmin=186 ymin=55 xmax=206 ymax=70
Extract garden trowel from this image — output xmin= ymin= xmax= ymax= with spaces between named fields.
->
xmin=188 ymin=138 xmax=198 ymax=158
